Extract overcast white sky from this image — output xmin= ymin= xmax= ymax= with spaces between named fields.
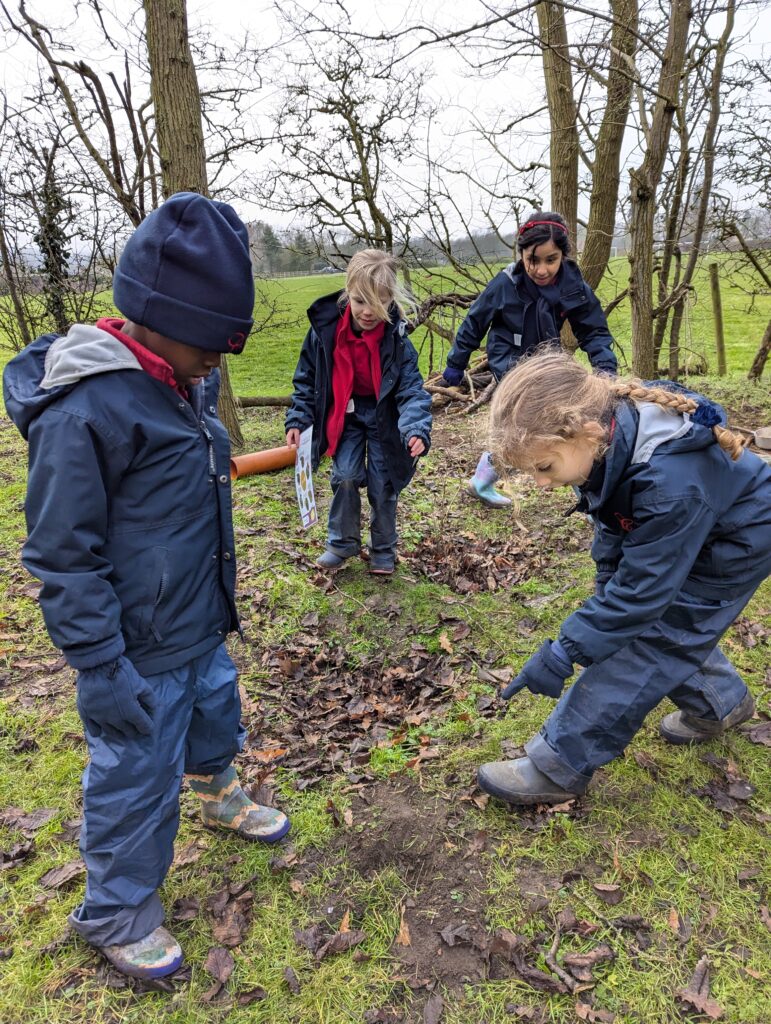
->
xmin=2 ymin=0 xmax=771 ymax=233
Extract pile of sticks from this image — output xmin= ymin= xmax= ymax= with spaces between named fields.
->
xmin=424 ymin=356 xmax=497 ymax=415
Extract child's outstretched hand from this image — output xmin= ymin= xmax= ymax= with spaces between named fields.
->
xmin=407 ymin=436 xmax=426 ymax=457
xmin=286 ymin=429 xmax=301 ymax=449
xmin=500 ymin=639 xmax=574 ymax=700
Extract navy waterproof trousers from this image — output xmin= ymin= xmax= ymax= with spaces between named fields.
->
xmin=526 ymin=586 xmax=761 ymax=793
xmin=69 ymin=643 xmax=244 ymax=946
xmin=326 ymin=396 xmax=399 ymax=568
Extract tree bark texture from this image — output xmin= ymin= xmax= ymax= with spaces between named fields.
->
xmin=537 ymin=2 xmax=578 ymax=240
xmin=748 ymin=318 xmax=771 ymax=380
xmin=143 ymin=0 xmax=207 ymax=198
xmin=628 ymin=0 xmax=692 ymax=378
xmin=580 ymin=0 xmax=638 ymax=290
xmin=143 ymin=0 xmax=243 ymax=446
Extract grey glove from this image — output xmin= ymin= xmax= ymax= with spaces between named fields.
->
xmin=76 ymin=656 xmax=156 ymax=738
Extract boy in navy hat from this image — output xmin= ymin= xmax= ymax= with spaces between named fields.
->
xmin=3 ymin=192 xmax=289 ymax=979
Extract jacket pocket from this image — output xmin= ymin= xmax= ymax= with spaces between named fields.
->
xmin=121 ymin=545 xmax=169 ymax=642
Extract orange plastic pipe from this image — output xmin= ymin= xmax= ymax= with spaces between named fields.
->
xmin=230 ymin=445 xmax=297 ymax=480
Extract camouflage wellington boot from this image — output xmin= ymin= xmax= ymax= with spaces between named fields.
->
xmin=187 ymin=765 xmax=290 ymax=843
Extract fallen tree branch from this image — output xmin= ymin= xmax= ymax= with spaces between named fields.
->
xmin=237 ymin=396 xmax=293 ymax=408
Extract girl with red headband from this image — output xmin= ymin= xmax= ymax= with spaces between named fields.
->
xmin=442 ymin=210 xmax=617 ymax=506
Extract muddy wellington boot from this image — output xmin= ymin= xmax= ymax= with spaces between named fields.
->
xmin=467 ymin=452 xmax=511 ymax=508
xmin=477 ymin=756 xmax=578 ymax=805
xmin=315 ymin=549 xmax=351 ymax=570
xmin=98 ymin=925 xmax=184 ymax=979
xmin=659 ymin=691 xmax=755 ymax=745
xmin=187 ymin=766 xmax=290 ymax=843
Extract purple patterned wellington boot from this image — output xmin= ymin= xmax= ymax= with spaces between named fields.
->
xmin=187 ymin=765 xmax=290 ymax=843
xmin=467 ymin=451 xmax=511 ymax=507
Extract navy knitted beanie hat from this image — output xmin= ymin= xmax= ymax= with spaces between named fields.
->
xmin=113 ymin=192 xmax=254 ymax=353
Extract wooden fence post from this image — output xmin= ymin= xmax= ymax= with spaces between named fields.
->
xmin=709 ymin=262 xmax=727 ymax=376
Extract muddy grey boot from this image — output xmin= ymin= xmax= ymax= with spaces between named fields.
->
xmin=659 ymin=691 xmax=755 ymax=745
xmin=477 ymin=756 xmax=578 ymax=805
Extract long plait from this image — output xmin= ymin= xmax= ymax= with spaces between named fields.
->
xmin=612 ymin=380 xmax=746 ymax=461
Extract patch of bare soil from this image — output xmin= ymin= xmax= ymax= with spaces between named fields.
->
xmin=287 ymin=780 xmax=627 ymax=1023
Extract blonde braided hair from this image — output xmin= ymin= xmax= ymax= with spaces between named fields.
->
xmin=490 ymin=349 xmax=746 ymax=469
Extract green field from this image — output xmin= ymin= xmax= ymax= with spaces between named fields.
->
xmin=0 ymin=259 xmax=769 ymax=1023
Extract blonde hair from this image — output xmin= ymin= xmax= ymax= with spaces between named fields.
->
xmin=342 ymin=249 xmax=415 ymax=322
xmin=490 ymin=349 xmax=746 ymax=469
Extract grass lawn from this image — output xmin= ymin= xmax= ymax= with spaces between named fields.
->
xmin=0 ymin=263 xmax=769 ymax=1023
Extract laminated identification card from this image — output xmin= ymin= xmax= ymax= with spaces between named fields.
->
xmin=295 ymin=425 xmax=318 ymax=529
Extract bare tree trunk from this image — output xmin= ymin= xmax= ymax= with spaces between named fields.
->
xmin=628 ymin=0 xmax=692 ymax=378
xmin=0 ymin=215 xmax=32 ymax=350
xmin=581 ymin=0 xmax=638 ymax=290
xmin=537 ymin=2 xmax=578 ymax=240
xmin=749 ymin=318 xmax=771 ymax=380
xmin=143 ymin=0 xmax=207 ymax=196
xmin=143 ymin=0 xmax=243 ymax=446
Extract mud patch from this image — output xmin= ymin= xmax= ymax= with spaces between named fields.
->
xmin=332 ymin=780 xmax=492 ymax=991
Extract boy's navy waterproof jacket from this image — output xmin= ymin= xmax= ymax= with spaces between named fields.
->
xmin=285 ymin=292 xmax=432 ymax=492
xmin=446 ymin=260 xmax=617 ymax=379
xmin=558 ymin=394 xmax=771 ymax=668
xmin=3 ymin=325 xmax=239 ymax=676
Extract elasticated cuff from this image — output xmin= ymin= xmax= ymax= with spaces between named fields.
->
xmin=64 ymin=634 xmax=125 ymax=670
xmin=69 ymin=890 xmax=164 ymax=947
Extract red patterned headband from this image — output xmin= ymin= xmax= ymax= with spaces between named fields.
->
xmin=518 ymin=220 xmax=569 ymax=237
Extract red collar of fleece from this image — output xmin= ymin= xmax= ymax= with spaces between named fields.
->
xmin=96 ymin=318 xmax=187 ymax=396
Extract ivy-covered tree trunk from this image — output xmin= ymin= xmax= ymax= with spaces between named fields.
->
xmin=143 ymin=0 xmax=244 ymax=447
xmin=34 ymin=150 xmax=72 ymax=337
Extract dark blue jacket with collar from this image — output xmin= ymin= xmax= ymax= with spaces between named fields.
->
xmin=3 ymin=325 xmax=239 ymax=676
xmin=446 ymin=260 xmax=617 ymax=379
xmin=558 ymin=394 xmax=771 ymax=668
xmin=285 ymin=292 xmax=432 ymax=492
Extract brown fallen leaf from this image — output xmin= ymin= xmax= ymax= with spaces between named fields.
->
xmin=396 ymin=906 xmax=411 ymax=946
xmin=172 ymin=840 xmax=205 ymax=868
xmin=424 ymin=991 xmax=444 ymax=1024
xmin=439 ymin=923 xmax=472 ymax=947
xmin=204 ymin=945 xmax=234 ymax=984
xmin=212 ymin=898 xmax=251 ymax=948
xmin=675 ymin=956 xmax=723 ymax=1020
xmin=0 ymin=806 xmax=59 ymax=836
xmin=171 ymin=897 xmax=200 ymax=922
xmin=438 ymin=632 xmax=454 ymax=654
xmin=39 ymin=859 xmax=85 ymax=890
xmin=294 ymin=923 xmax=327 ymax=953
xmin=592 ymin=883 xmax=623 ymax=906
xmin=236 ymin=986 xmax=267 ymax=1006
xmin=741 ymin=722 xmax=771 ymax=746
xmin=0 ymin=840 xmax=35 ymax=872
xmin=489 ymin=927 xmax=521 ymax=960
xmin=202 ymin=945 xmax=234 ymax=1002
xmin=562 ymin=943 xmax=615 ymax=983
xmin=283 ymin=965 xmax=301 ymax=994
xmin=575 ymin=1003 xmax=616 ymax=1022
xmin=316 ymin=928 xmax=366 ymax=961
xmin=760 ymin=906 xmax=771 ymax=934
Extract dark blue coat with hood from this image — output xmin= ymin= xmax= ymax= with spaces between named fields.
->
xmin=3 ymin=325 xmax=239 ymax=676
xmin=557 ymin=391 xmax=771 ymax=668
xmin=285 ymin=291 xmax=432 ymax=492
xmin=446 ymin=259 xmax=617 ymax=380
